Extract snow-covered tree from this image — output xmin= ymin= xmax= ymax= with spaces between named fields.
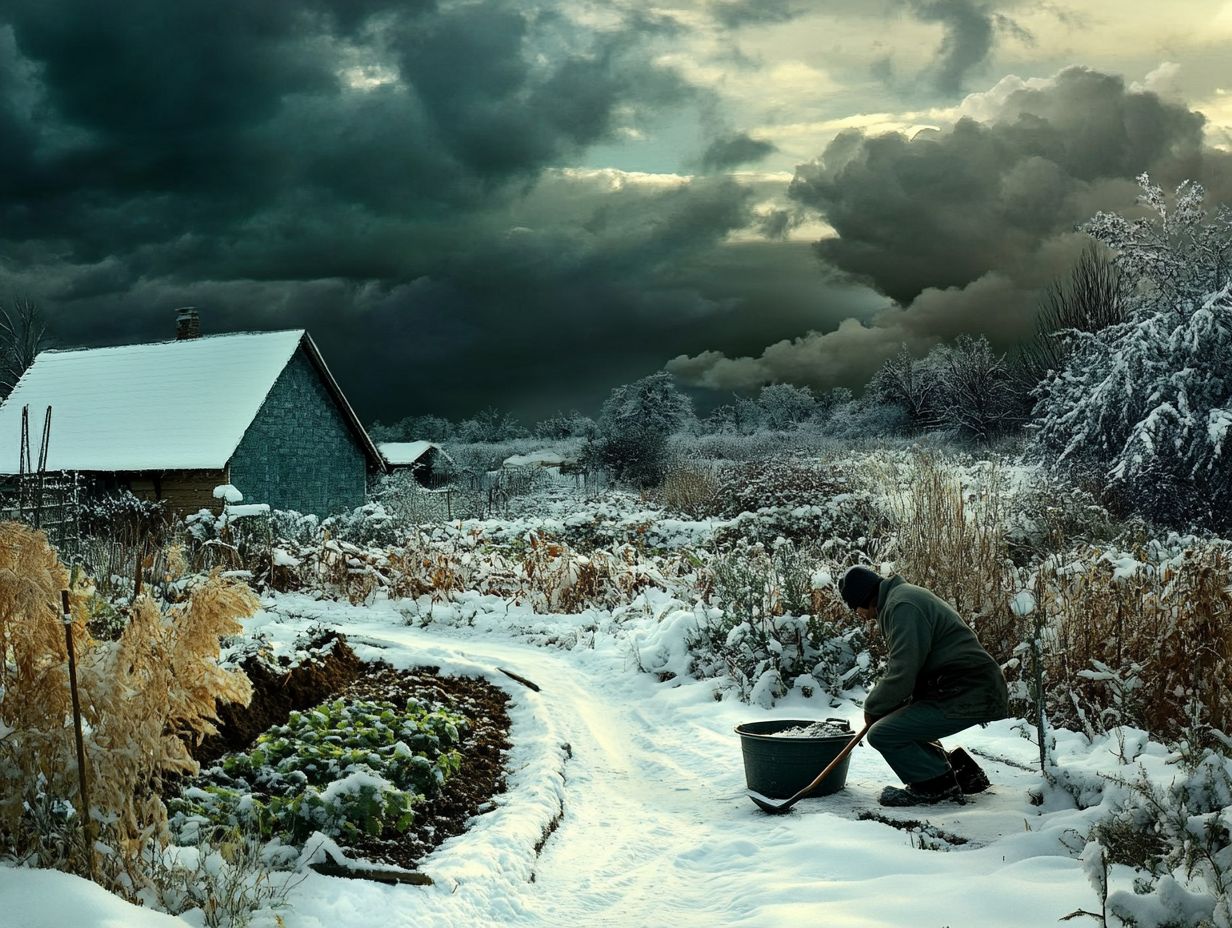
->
xmin=869 ymin=346 xmax=942 ymax=430
xmin=598 ymin=371 xmax=695 ymax=437
xmin=595 ymin=371 xmax=695 ymax=485
xmin=456 ymin=407 xmax=528 ymax=443
xmin=1034 ymin=176 xmax=1232 ymax=527
xmin=535 ymin=410 xmax=596 ymax=440
xmin=931 ymin=335 xmax=1025 ymax=443
xmin=757 ymin=383 xmax=816 ymax=431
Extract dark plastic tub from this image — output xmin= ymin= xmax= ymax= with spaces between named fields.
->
xmin=735 ymin=718 xmax=854 ymax=799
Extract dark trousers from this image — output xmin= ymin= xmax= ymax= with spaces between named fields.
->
xmin=867 ymin=702 xmax=981 ymax=784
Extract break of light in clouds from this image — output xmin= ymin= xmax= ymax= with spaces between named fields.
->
xmin=0 ymin=0 xmax=1229 ymax=422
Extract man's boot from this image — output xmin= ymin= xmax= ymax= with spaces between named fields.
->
xmin=879 ymin=769 xmax=964 ymax=807
xmin=947 ymin=747 xmax=991 ymax=794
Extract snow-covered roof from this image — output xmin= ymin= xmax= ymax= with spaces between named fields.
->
xmin=503 ymin=450 xmax=567 ymax=468
xmin=0 ymin=330 xmax=382 ymax=474
xmin=379 ymin=440 xmax=453 ymax=466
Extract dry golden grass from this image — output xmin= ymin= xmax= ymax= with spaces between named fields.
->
xmin=0 ymin=522 xmax=256 ymax=890
xmin=657 ymin=461 xmax=721 ymax=518
xmin=869 ymin=451 xmax=1022 ymax=660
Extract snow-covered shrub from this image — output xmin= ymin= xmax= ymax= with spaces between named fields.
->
xmin=821 ymin=395 xmax=911 ymax=440
xmin=172 ymin=698 xmax=466 ymax=845
xmin=1083 ymin=751 xmax=1232 ymax=928
xmin=869 ymin=346 xmax=942 ymax=431
xmin=715 ymin=489 xmax=884 ymax=549
xmin=712 ymin=456 xmax=852 ymax=516
xmin=79 ymin=488 xmax=168 ymax=540
xmin=929 ymin=334 xmax=1028 ymax=444
xmin=151 ymin=827 xmax=299 ymax=928
xmin=1002 ymin=469 xmax=1126 ymax=563
xmin=1033 ymin=175 xmax=1232 ymax=530
xmin=322 ymin=501 xmax=401 ymax=547
xmin=593 ymin=371 xmax=695 ymax=486
xmin=686 ymin=542 xmax=876 ymax=704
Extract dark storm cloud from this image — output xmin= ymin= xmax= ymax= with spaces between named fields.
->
xmin=908 ymin=0 xmax=997 ymax=95
xmin=0 ymin=0 xmax=781 ymax=420
xmin=708 ymin=0 xmax=804 ymax=29
xmin=699 ymin=133 xmax=778 ymax=172
xmin=791 ymin=67 xmax=1211 ymax=305
xmin=670 ymin=66 xmax=1232 ymax=391
xmin=0 ymin=0 xmax=693 ymax=258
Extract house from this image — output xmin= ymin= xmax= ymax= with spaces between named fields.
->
xmin=0 ymin=314 xmax=384 ymax=516
xmin=378 ymin=440 xmax=453 ymax=487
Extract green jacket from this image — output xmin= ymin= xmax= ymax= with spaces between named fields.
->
xmin=864 ymin=575 xmax=1009 ymax=721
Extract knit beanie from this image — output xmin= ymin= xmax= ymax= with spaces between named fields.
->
xmin=839 ymin=565 xmax=882 ymax=610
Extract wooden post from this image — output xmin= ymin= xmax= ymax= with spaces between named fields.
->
xmin=61 ymin=589 xmax=95 ymax=881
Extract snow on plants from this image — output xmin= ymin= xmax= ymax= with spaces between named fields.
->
xmin=171 ymin=697 xmax=467 ymax=844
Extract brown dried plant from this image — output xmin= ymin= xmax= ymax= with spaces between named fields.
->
xmin=871 ymin=452 xmax=1021 ymax=660
xmin=1039 ymin=543 xmax=1232 ymax=742
xmin=0 ymin=522 xmax=256 ymax=891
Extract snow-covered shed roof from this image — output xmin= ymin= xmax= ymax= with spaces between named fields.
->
xmin=503 ymin=450 xmax=567 ymax=468
xmin=0 ymin=330 xmax=383 ymax=474
xmin=379 ymin=440 xmax=453 ymax=466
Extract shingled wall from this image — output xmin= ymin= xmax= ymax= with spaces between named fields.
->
xmin=228 ymin=347 xmax=367 ymax=515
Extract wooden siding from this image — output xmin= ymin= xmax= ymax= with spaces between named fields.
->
xmin=124 ymin=468 xmax=229 ymax=516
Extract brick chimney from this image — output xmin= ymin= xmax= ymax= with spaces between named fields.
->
xmin=175 ymin=306 xmax=201 ymax=340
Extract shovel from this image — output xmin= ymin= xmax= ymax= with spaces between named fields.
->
xmin=748 ymin=720 xmax=872 ymax=815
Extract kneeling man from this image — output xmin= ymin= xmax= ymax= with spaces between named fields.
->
xmin=838 ymin=566 xmax=1009 ymax=807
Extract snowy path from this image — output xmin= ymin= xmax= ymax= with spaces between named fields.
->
xmin=276 ymin=601 xmax=1100 ymax=928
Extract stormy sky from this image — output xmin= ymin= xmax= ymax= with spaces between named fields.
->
xmin=0 ymin=1 xmax=1229 ymax=423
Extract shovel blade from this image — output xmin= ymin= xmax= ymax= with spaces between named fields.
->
xmin=748 ymin=791 xmax=794 ymax=815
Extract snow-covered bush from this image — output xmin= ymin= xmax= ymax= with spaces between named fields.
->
xmin=151 ymin=827 xmax=299 ymax=928
xmin=593 ymin=371 xmax=695 ymax=486
xmin=172 ymin=698 xmax=466 ymax=845
xmin=686 ymin=542 xmax=877 ymax=704
xmin=1034 ymin=175 xmax=1232 ymax=530
xmin=712 ymin=456 xmax=852 ymax=516
xmin=322 ymin=501 xmax=401 ymax=547
xmin=929 ymin=334 xmax=1027 ymax=443
xmin=1081 ymin=751 xmax=1232 ymax=928
xmin=869 ymin=346 xmax=942 ymax=431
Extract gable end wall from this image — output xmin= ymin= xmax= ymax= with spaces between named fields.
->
xmin=227 ymin=348 xmax=367 ymax=515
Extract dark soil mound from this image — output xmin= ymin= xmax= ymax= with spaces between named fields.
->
xmin=194 ymin=630 xmax=364 ymax=765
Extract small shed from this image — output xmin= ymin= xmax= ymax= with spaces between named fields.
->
xmin=378 ymin=440 xmax=452 ymax=487
xmin=0 ymin=328 xmax=384 ymax=516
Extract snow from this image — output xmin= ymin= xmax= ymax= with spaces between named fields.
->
xmin=213 ymin=484 xmax=244 ymax=503
xmin=380 ymin=441 xmax=451 ymax=466
xmin=0 ymin=331 xmax=305 ymax=473
xmin=1 ymin=586 xmax=1217 ymax=927
xmin=221 ymin=595 xmax=1115 ymax=927
xmin=0 ymin=866 xmax=187 ymax=927
xmin=503 ymin=451 xmax=567 ymax=468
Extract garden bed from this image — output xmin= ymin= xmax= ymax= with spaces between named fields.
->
xmin=179 ymin=634 xmax=512 ymax=875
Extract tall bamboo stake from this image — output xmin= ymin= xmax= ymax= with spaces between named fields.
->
xmin=61 ymin=587 xmax=94 ymax=881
